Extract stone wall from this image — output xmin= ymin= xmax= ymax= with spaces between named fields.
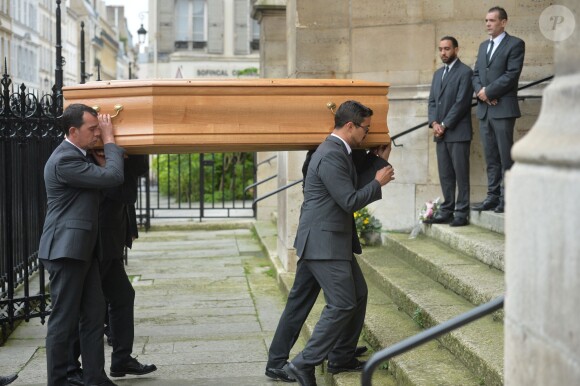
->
xmin=254 ymin=0 xmax=555 ymax=267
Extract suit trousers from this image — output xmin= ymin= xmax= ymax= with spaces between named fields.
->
xmin=291 ymin=256 xmax=368 ymax=369
xmin=479 ymin=116 xmax=516 ymax=200
xmin=69 ymin=258 xmax=136 ymax=373
xmin=436 ymin=141 xmax=471 ymax=218
xmin=42 ymin=258 xmax=107 ymax=386
xmin=267 ymin=259 xmax=321 ymax=369
xmin=101 ymin=258 xmax=136 ymax=368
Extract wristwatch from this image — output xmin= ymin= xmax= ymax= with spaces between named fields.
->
xmin=440 ymin=122 xmax=446 ymax=130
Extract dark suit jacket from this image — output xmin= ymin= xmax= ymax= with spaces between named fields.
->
xmin=472 ymin=32 xmax=525 ymax=120
xmin=294 ymin=136 xmax=386 ymax=261
xmin=99 ymin=155 xmax=149 ymax=260
xmin=39 ymin=141 xmax=125 ymax=262
xmin=428 ymin=59 xmax=474 ymax=142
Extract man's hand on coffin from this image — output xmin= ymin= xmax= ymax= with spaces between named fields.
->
xmin=375 ymin=165 xmax=395 ymax=187
xmin=98 ymin=113 xmax=115 ymax=144
xmin=371 ymin=143 xmax=392 ymax=162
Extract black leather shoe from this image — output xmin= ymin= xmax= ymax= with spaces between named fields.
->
xmin=494 ymin=201 xmax=504 ymax=213
xmin=67 ymin=369 xmax=84 ymax=386
xmin=110 ymin=357 xmax=157 ymax=377
xmin=265 ymin=366 xmax=296 ymax=382
xmin=450 ymin=217 xmax=469 ymax=227
xmin=471 ymin=199 xmax=499 ymax=211
xmin=284 ymin=362 xmax=317 ymax=386
xmin=0 ymin=374 xmax=18 ymax=386
xmin=327 ymin=358 xmax=366 ymax=374
xmin=354 ymin=345 xmax=368 ymax=357
xmin=423 ymin=213 xmax=453 ymax=224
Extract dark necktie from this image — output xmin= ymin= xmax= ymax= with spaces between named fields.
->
xmin=486 ymin=40 xmax=494 ymax=63
xmin=442 ymin=65 xmax=449 ymax=81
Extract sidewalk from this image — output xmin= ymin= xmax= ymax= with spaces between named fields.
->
xmin=0 ymin=222 xmax=320 ymax=385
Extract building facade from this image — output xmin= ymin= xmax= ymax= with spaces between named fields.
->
xmin=0 ymin=0 xmax=134 ymax=91
xmin=139 ymin=0 xmax=259 ymax=79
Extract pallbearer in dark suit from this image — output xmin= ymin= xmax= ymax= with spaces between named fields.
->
xmin=39 ymin=104 xmax=124 ymax=386
xmin=472 ymin=6 xmax=525 ymax=213
xmin=272 ymin=101 xmax=395 ymax=386
xmin=67 ymin=155 xmax=156 ymax=385
xmin=427 ymin=36 xmax=474 ymax=227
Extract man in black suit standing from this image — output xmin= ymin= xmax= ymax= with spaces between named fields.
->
xmin=427 ymin=36 xmax=474 ymax=227
xmin=39 ymin=104 xmax=124 ymax=386
xmin=67 ymin=155 xmax=156 ymax=385
xmin=273 ymin=101 xmax=395 ymax=386
xmin=472 ymin=6 xmax=525 ymax=213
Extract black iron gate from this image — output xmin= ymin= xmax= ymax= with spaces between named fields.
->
xmin=137 ymin=152 xmax=256 ymax=226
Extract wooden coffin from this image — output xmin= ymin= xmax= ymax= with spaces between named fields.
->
xmin=62 ymin=79 xmax=390 ymax=154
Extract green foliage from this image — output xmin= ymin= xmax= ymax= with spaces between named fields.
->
xmin=354 ymin=207 xmax=382 ymax=236
xmin=413 ymin=307 xmax=425 ymax=328
xmin=236 ymin=67 xmax=259 ymax=77
xmin=152 ymin=153 xmax=255 ymax=203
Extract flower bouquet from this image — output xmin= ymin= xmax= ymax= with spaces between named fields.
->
xmin=354 ymin=207 xmax=383 ymax=246
xmin=410 ymin=197 xmax=441 ymax=239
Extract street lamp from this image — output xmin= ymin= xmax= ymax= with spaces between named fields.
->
xmin=137 ymin=23 xmax=147 ymax=44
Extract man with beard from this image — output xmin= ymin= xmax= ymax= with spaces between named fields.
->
xmin=426 ymin=36 xmax=474 ymax=226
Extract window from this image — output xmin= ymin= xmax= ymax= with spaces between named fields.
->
xmin=192 ymin=0 xmax=205 ymax=43
xmin=174 ymin=0 xmax=207 ymax=49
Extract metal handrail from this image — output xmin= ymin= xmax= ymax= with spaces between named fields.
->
xmin=252 ymin=179 xmax=303 ymax=208
xmin=256 ymin=154 xmax=277 ymax=167
xmin=361 ymin=295 xmax=505 ymax=386
xmin=390 ymin=75 xmax=554 ymax=147
xmin=244 ymin=174 xmax=278 ymax=194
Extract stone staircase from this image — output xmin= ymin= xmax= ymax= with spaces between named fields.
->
xmin=254 ymin=210 xmax=506 ymax=386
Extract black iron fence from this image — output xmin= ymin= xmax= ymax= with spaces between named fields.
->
xmin=0 ymin=72 xmax=62 ymax=341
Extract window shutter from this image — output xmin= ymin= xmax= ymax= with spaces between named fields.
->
xmin=207 ymin=0 xmax=224 ymax=54
xmin=233 ymin=0 xmax=249 ymax=55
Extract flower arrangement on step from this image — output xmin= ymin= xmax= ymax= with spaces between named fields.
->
xmin=410 ymin=197 xmax=441 ymax=239
xmin=354 ymin=207 xmax=383 ymax=246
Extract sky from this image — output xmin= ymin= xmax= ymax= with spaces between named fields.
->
xmin=103 ymin=0 xmax=149 ymax=44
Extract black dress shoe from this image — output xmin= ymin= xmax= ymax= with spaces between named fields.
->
xmin=284 ymin=362 xmax=317 ymax=386
xmin=265 ymin=366 xmax=296 ymax=382
xmin=327 ymin=358 xmax=366 ymax=374
xmin=423 ymin=213 xmax=453 ymax=224
xmin=0 ymin=374 xmax=18 ymax=386
xmin=494 ymin=202 xmax=504 ymax=213
xmin=354 ymin=345 xmax=368 ymax=357
xmin=67 ymin=368 xmax=84 ymax=386
xmin=449 ymin=217 xmax=469 ymax=227
xmin=471 ymin=199 xmax=499 ymax=211
xmin=110 ymin=357 xmax=157 ymax=377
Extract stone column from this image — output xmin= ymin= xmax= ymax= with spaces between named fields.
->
xmin=505 ymin=2 xmax=580 ymax=384
xmin=252 ymin=1 xmax=287 ymax=222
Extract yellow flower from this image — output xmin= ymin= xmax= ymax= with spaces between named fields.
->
xmin=364 ymin=219 xmax=369 ymax=224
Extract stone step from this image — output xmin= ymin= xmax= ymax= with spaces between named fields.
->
xmin=422 ymin=222 xmax=505 ymax=271
xmin=359 ymin=248 xmax=504 ymax=386
xmin=385 ymin=232 xmax=505 ymax=309
xmin=469 ymin=209 xmax=505 ymax=235
xmin=278 ymin=272 xmax=481 ymax=385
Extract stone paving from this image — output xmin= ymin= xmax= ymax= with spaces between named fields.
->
xmin=0 ymin=223 xmax=325 ymax=386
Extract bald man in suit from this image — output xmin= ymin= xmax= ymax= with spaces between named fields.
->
xmin=427 ymin=36 xmax=474 ymax=227
xmin=472 ymin=6 xmax=525 ymax=214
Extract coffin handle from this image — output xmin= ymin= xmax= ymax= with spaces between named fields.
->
xmin=326 ymin=102 xmax=336 ymax=115
xmin=91 ymin=104 xmax=124 ymax=118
